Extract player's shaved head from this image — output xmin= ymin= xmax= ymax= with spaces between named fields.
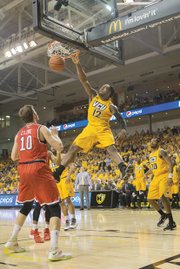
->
xmin=98 ymin=84 xmax=114 ymax=100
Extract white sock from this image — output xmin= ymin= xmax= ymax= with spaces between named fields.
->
xmin=50 ymin=230 xmax=59 ymax=252
xmin=71 ymin=214 xmax=75 ymax=219
xmin=65 ymin=215 xmax=69 ymax=221
xmin=33 ymin=224 xmax=38 ymax=230
xmin=45 ymin=223 xmax=49 ymax=229
xmin=9 ymin=224 xmax=21 ymax=242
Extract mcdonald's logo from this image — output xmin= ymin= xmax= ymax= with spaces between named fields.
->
xmin=109 ymin=19 xmax=122 ymax=34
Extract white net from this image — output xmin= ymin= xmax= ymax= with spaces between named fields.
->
xmin=47 ymin=40 xmax=79 ymax=59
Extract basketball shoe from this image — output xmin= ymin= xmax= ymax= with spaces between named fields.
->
xmin=44 ymin=228 xmax=51 ymax=241
xmin=163 ymin=221 xmax=176 ymax=231
xmin=70 ymin=218 xmax=77 ymax=229
xmin=48 ymin=250 xmax=72 ymax=261
xmin=157 ymin=214 xmax=168 ymax=227
xmin=29 ymin=229 xmax=44 ymax=243
xmin=64 ymin=220 xmax=70 ymax=231
xmin=5 ymin=241 xmax=25 ymax=253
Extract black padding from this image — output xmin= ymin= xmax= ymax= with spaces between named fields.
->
xmin=33 ymin=203 xmax=41 ymax=222
xmin=48 ymin=203 xmax=61 ymax=218
xmin=20 ymin=201 xmax=34 ymax=216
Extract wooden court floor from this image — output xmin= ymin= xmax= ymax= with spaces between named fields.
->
xmin=0 ymin=208 xmax=180 ymax=269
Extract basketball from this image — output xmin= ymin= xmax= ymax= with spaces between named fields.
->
xmin=49 ymin=55 xmax=65 ymax=72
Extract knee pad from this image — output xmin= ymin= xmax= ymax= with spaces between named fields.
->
xmin=20 ymin=201 xmax=33 ymax=216
xmin=44 ymin=205 xmax=51 ymax=223
xmin=33 ymin=203 xmax=42 ymax=222
xmin=48 ymin=203 xmax=61 ymax=219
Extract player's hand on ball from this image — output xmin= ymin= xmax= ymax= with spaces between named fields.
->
xmin=116 ymin=129 xmax=127 ymax=144
xmin=71 ymin=52 xmax=80 ymax=64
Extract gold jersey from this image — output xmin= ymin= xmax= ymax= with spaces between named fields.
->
xmin=60 ymin=168 xmax=68 ymax=181
xmin=176 ymin=155 xmax=180 ymax=164
xmin=134 ymin=163 xmax=144 ymax=179
xmin=49 ymin=159 xmax=68 ymax=182
xmin=173 ymin=165 xmax=179 ymax=184
xmin=49 ymin=160 xmax=58 ymax=172
xmin=149 ymin=148 xmax=168 ymax=177
xmin=88 ymin=95 xmax=113 ymax=127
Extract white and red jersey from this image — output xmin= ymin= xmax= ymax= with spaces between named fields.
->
xmin=17 ymin=123 xmax=48 ymax=163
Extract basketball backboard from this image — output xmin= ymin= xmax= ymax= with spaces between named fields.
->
xmin=32 ymin=0 xmax=126 ymax=63
xmin=33 ymin=0 xmax=180 ymax=64
xmin=33 ymin=0 xmax=116 ymax=46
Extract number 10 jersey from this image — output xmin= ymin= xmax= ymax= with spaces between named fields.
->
xmin=17 ymin=123 xmax=48 ymax=163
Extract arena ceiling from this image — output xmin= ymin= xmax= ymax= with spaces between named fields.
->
xmin=0 ymin=0 xmax=179 ymax=115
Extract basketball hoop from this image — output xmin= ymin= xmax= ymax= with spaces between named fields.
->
xmin=47 ymin=40 xmax=80 ymax=59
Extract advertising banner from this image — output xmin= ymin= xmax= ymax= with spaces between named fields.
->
xmin=56 ymin=100 xmax=180 ymax=131
xmin=87 ymin=0 xmax=180 ymax=45
xmin=0 ymin=193 xmax=91 ymax=208
xmin=71 ymin=192 xmax=91 ymax=208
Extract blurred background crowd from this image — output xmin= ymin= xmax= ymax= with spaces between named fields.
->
xmin=0 ymin=126 xmax=179 ymax=208
xmin=45 ymin=90 xmax=180 ymax=127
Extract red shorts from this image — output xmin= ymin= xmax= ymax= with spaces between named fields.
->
xmin=17 ymin=162 xmax=59 ymax=206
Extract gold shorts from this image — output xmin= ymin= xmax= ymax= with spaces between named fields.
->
xmin=57 ymin=178 xmax=74 ymax=200
xmin=135 ymin=177 xmax=146 ymax=191
xmin=147 ymin=174 xmax=169 ymax=200
xmin=73 ymin=125 xmax=115 ymax=153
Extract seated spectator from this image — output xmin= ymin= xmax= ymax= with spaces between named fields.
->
xmin=118 ymin=178 xmax=137 ymax=209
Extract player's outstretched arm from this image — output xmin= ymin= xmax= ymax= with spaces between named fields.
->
xmin=40 ymin=126 xmax=63 ymax=152
xmin=11 ymin=135 xmax=18 ymax=161
xmin=110 ymin=104 xmax=127 ymax=142
xmin=71 ymin=54 xmax=96 ymax=100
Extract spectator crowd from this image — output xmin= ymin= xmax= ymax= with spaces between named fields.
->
xmin=0 ymin=160 xmax=18 ymax=194
xmin=118 ymin=89 xmax=180 ymax=111
xmin=45 ymin=89 xmax=180 ymax=127
xmin=0 ymin=126 xmax=179 ymax=209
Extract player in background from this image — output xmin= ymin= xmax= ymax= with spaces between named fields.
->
xmin=57 ymin=162 xmax=78 ymax=231
xmin=53 ymin=53 xmax=129 ymax=182
xmin=170 ymin=157 xmax=180 ymax=208
xmin=134 ymin=157 xmax=148 ymax=208
xmin=147 ymin=138 xmax=176 ymax=231
xmin=5 ymin=105 xmax=71 ymax=261
xmin=50 ymin=150 xmax=78 ymax=231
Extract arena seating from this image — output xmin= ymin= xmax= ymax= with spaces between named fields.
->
xmin=1 ymin=126 xmax=179 ymax=208
xmin=45 ymin=90 xmax=180 ymax=127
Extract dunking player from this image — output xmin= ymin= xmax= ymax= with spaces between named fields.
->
xmin=147 ymin=138 xmax=176 ymax=230
xmin=54 ymin=53 xmax=128 ymax=181
xmin=5 ymin=105 xmax=71 ymax=261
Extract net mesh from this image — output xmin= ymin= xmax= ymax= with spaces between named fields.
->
xmin=47 ymin=40 xmax=79 ymax=59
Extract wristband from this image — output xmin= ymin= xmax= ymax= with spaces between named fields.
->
xmin=168 ymin=173 xmax=173 ymax=178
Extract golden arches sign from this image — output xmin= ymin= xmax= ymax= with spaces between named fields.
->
xmin=109 ymin=19 xmax=122 ymax=34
